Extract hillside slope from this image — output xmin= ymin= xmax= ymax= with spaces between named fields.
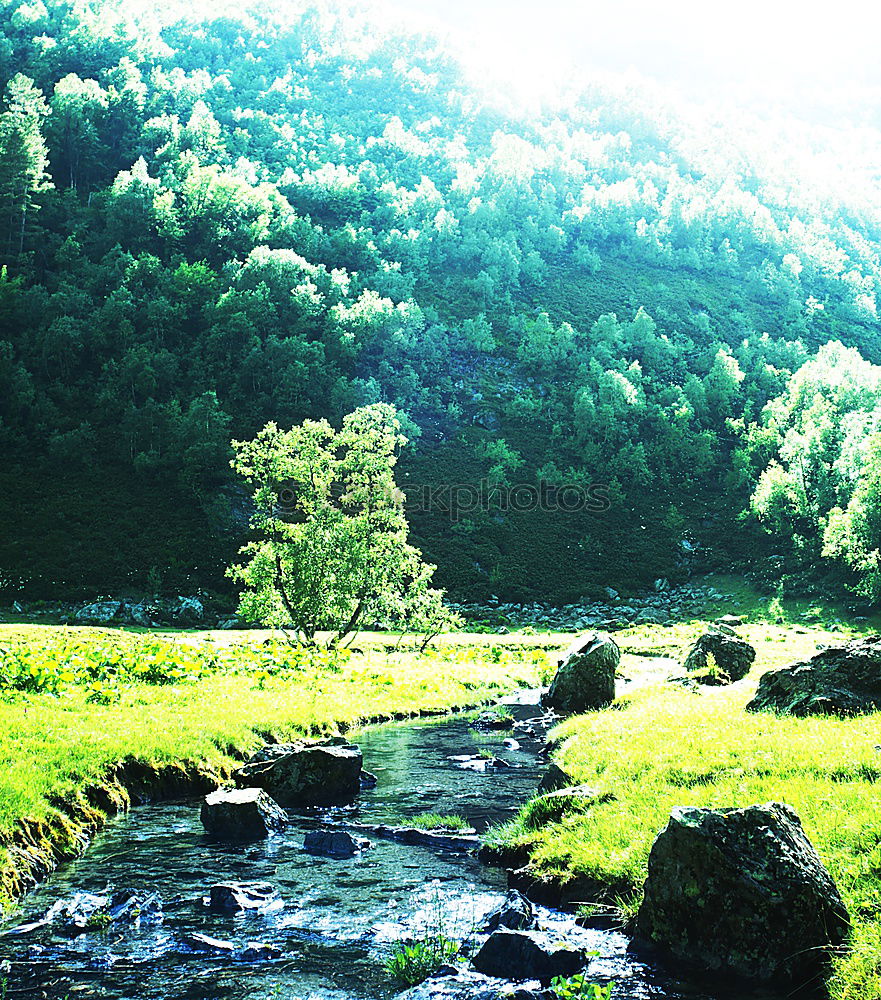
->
xmin=1 ymin=0 xmax=880 ymax=601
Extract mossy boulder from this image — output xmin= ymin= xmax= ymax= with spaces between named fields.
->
xmin=747 ymin=635 xmax=881 ymax=715
xmin=232 ymin=737 xmax=363 ymax=805
xmin=636 ymin=802 xmax=849 ymax=986
xmin=682 ymin=631 xmax=755 ymax=683
xmin=542 ymin=632 xmax=618 ymax=714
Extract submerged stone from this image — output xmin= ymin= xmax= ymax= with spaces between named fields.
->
xmin=303 ymin=829 xmax=371 ymax=857
xmin=239 ymin=942 xmax=282 ymax=961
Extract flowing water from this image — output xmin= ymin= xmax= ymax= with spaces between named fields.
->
xmin=0 ymin=693 xmax=771 ymax=1000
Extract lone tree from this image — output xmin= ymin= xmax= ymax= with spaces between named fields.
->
xmin=230 ymin=403 xmax=457 ymax=646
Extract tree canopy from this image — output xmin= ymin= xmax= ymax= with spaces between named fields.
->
xmin=1 ymin=0 xmax=881 ymax=602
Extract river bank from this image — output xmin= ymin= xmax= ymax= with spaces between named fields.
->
xmin=0 ymin=625 xmax=541 ymax=906
xmin=494 ymin=623 xmax=881 ymax=1000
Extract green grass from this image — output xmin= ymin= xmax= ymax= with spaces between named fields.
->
xmin=410 ymin=813 xmax=470 ymax=832
xmin=384 ymin=933 xmax=459 ymax=985
xmin=0 ymin=624 xmax=541 ymax=904
xmin=494 ymin=622 xmax=881 ymax=1000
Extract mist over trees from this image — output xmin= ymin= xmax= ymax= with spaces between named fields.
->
xmin=1 ymin=0 xmax=880 ymax=602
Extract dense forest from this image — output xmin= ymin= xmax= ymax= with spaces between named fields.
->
xmin=2 ymin=0 xmax=881 ymax=604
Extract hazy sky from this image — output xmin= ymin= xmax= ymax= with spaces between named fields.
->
xmin=385 ymin=0 xmax=881 ymax=122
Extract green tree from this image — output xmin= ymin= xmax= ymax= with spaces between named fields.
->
xmin=0 ymin=74 xmax=51 ymax=254
xmin=230 ymin=403 xmax=453 ymax=646
xmin=48 ymin=73 xmax=108 ymax=193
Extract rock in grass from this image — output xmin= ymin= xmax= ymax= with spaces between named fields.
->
xmin=303 ymin=830 xmax=371 ymax=857
xmin=472 ymin=928 xmax=585 ymax=984
xmin=636 ymin=802 xmax=849 ymax=986
xmin=747 ymin=635 xmax=881 ymax=715
xmin=537 ymin=762 xmax=573 ymax=793
xmin=233 ymin=738 xmax=363 ymax=805
xmin=200 ymin=787 xmax=287 ymax=839
xmin=682 ymin=632 xmax=755 ymax=683
xmin=482 ymin=890 xmax=535 ymax=932
xmin=542 ymin=632 xmax=618 ymax=714
xmin=716 ymin=614 xmax=743 ymax=627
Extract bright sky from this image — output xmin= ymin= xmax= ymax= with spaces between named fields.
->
xmin=386 ymin=0 xmax=881 ymax=121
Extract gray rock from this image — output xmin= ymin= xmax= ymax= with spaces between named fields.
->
xmin=239 ymin=942 xmax=282 ymax=961
xmin=74 ymin=601 xmax=121 ymax=624
xmin=716 ymin=614 xmax=743 ymax=627
xmin=636 ymin=802 xmax=849 ymax=985
xmin=537 ymin=763 xmax=574 ymax=793
xmin=542 ymin=632 xmax=618 ymax=714
xmin=747 ymin=635 xmax=881 ymax=716
xmin=472 ymin=929 xmax=585 ymax=984
xmin=483 ymin=890 xmax=535 ymax=931
xmin=233 ymin=739 xmax=363 ymax=805
xmin=206 ymin=881 xmax=278 ymax=913
xmin=682 ymin=632 xmax=755 ymax=684
xmin=183 ymin=932 xmax=236 ymax=954
xmin=633 ymin=610 xmax=661 ymax=625
xmin=200 ymin=787 xmax=288 ymax=839
xmin=303 ymin=830 xmax=371 ymax=856
xmin=172 ymin=595 xmax=203 ymax=625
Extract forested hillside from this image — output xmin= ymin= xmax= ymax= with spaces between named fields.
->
xmin=2 ymin=0 xmax=881 ymax=602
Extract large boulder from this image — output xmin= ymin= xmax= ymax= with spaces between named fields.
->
xmin=682 ymin=631 xmax=755 ymax=683
xmin=636 ymin=802 xmax=849 ymax=986
xmin=472 ymin=929 xmax=585 ymax=984
xmin=200 ymin=787 xmax=288 ymax=839
xmin=232 ymin=737 xmax=363 ymax=805
xmin=747 ymin=635 xmax=881 ymax=715
xmin=542 ymin=632 xmax=618 ymax=714
xmin=482 ymin=891 xmax=535 ymax=932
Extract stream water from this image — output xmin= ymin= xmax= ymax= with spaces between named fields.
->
xmin=0 ymin=693 xmax=771 ymax=1000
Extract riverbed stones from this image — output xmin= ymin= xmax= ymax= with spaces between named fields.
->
xmin=206 ymin=881 xmax=278 ymax=913
xmin=682 ymin=631 xmax=755 ymax=683
xmin=239 ymin=942 xmax=283 ymax=961
xmin=200 ymin=787 xmax=288 ymax=839
xmin=482 ymin=890 xmax=535 ymax=932
xmin=232 ymin=738 xmax=363 ymax=805
xmin=636 ymin=802 xmax=849 ymax=985
xmin=303 ymin=830 xmax=371 ymax=856
xmin=472 ymin=928 xmax=586 ymax=983
xmin=183 ymin=931 xmax=236 ymax=954
xmin=747 ymin=635 xmax=881 ymax=715
xmin=542 ymin=632 xmax=619 ymax=714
